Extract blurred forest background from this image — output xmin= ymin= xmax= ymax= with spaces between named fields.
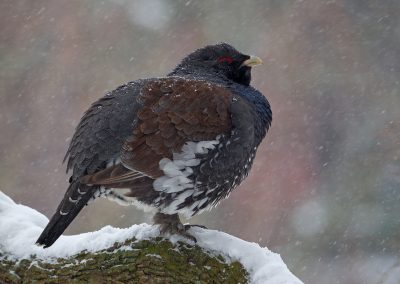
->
xmin=1 ymin=0 xmax=399 ymax=283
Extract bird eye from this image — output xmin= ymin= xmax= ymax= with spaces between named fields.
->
xmin=217 ymin=56 xmax=233 ymax=64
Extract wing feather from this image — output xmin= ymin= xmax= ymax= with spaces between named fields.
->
xmin=80 ymin=78 xmax=233 ymax=187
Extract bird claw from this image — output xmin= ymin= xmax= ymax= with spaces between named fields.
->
xmin=184 ymin=224 xmax=207 ymax=230
xmin=153 ymin=213 xmax=198 ymax=243
xmin=180 ymin=231 xmax=198 ymax=243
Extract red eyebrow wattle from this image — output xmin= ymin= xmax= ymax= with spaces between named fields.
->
xmin=217 ymin=56 xmax=233 ymax=64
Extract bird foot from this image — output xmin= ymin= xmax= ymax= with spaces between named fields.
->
xmin=184 ymin=224 xmax=207 ymax=230
xmin=153 ymin=213 xmax=197 ymax=242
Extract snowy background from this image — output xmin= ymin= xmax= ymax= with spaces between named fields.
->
xmin=0 ymin=1 xmax=399 ymax=283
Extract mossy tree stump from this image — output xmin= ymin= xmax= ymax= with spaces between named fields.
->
xmin=0 ymin=237 xmax=248 ymax=283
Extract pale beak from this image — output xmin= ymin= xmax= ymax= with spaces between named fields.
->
xmin=241 ymin=55 xmax=263 ymax=67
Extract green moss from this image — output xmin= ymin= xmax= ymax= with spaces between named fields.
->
xmin=0 ymin=238 xmax=248 ymax=283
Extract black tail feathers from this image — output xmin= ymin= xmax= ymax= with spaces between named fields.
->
xmin=36 ymin=181 xmax=95 ymax=248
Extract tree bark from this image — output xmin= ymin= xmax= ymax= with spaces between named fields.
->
xmin=0 ymin=237 xmax=248 ymax=284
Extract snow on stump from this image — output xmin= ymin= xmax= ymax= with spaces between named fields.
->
xmin=0 ymin=191 xmax=303 ymax=284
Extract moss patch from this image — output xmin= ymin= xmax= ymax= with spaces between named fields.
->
xmin=0 ymin=238 xmax=248 ymax=283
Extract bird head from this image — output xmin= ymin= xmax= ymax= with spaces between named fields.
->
xmin=170 ymin=43 xmax=262 ymax=86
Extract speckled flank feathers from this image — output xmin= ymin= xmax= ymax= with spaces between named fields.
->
xmin=36 ymin=43 xmax=272 ymax=247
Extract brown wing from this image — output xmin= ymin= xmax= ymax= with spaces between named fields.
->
xmin=80 ymin=77 xmax=232 ymax=186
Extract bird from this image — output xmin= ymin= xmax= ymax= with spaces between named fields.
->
xmin=36 ymin=43 xmax=272 ymax=248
